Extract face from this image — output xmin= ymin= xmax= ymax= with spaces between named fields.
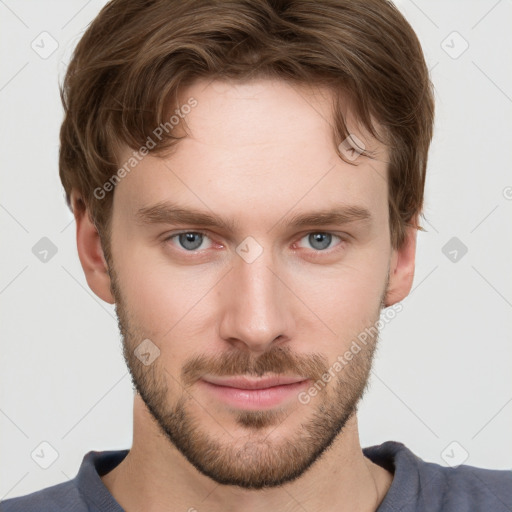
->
xmin=107 ymin=79 xmax=394 ymax=489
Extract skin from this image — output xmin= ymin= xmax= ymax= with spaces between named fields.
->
xmin=72 ymin=78 xmax=418 ymax=512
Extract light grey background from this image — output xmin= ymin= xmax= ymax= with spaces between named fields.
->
xmin=1 ymin=0 xmax=511 ymax=500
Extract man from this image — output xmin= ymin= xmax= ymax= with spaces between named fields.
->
xmin=2 ymin=0 xmax=510 ymax=511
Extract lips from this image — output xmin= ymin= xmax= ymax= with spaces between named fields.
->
xmin=198 ymin=374 xmax=310 ymax=410
xmin=201 ymin=375 xmax=307 ymax=390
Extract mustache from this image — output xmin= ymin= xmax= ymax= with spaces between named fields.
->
xmin=181 ymin=345 xmax=329 ymax=387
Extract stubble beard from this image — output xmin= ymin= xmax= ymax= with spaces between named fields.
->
xmin=110 ymin=264 xmax=386 ymax=489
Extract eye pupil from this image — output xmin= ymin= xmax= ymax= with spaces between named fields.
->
xmin=308 ymin=233 xmax=332 ymax=250
xmin=178 ymin=232 xmax=203 ymax=250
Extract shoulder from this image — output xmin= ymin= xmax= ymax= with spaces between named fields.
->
xmin=0 ymin=449 xmax=127 ymax=512
xmin=364 ymin=441 xmax=512 ymax=511
xmin=421 ymin=458 xmax=512 ymax=510
xmin=0 ymin=480 xmax=88 ymax=512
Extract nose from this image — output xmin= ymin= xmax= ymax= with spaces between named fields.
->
xmin=218 ymin=249 xmax=295 ymax=353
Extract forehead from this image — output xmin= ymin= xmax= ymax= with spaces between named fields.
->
xmin=113 ymin=79 xmax=389 ymax=229
xmin=175 ymin=78 xmax=382 ymax=154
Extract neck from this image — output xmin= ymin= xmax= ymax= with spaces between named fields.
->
xmin=101 ymin=395 xmax=393 ymax=512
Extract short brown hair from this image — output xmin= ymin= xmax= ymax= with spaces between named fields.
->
xmin=59 ymin=0 xmax=434 ymax=257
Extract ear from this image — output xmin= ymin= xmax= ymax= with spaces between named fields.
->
xmin=384 ymin=220 xmax=418 ymax=307
xmin=71 ymin=190 xmax=115 ymax=304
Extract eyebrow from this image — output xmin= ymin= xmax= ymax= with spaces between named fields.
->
xmin=135 ymin=200 xmax=372 ymax=231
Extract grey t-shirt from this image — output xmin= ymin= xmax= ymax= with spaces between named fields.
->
xmin=1 ymin=441 xmax=511 ymax=511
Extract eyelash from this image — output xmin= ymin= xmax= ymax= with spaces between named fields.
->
xmin=162 ymin=230 xmax=348 ymax=256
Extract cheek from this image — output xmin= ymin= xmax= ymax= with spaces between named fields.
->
xmin=288 ymin=244 xmax=388 ymax=346
xmin=114 ymin=251 xmax=221 ymax=339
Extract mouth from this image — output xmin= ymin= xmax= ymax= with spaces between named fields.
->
xmin=198 ymin=375 xmax=310 ymax=410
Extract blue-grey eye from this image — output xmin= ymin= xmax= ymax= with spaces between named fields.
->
xmin=308 ymin=233 xmax=332 ymax=250
xmin=177 ymin=232 xmax=204 ymax=251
